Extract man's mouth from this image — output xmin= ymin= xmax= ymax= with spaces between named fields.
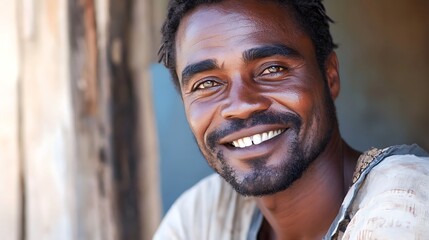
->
xmin=230 ymin=129 xmax=285 ymax=148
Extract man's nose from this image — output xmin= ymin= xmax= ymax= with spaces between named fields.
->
xmin=220 ymin=82 xmax=271 ymax=120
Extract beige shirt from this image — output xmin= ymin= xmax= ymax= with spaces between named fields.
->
xmin=154 ymin=145 xmax=429 ymax=240
xmin=339 ymin=153 xmax=429 ymax=239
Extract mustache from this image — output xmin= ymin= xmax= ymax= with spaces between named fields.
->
xmin=206 ymin=111 xmax=302 ymax=150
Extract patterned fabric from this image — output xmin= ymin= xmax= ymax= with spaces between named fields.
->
xmin=324 ymin=144 xmax=429 ymax=239
xmin=352 ymin=147 xmax=385 ymax=184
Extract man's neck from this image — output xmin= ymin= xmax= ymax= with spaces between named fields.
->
xmin=255 ymin=130 xmax=360 ymax=239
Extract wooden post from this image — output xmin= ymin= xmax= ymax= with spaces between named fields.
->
xmin=107 ymin=0 xmax=142 ymax=239
xmin=129 ymin=0 xmax=165 ymax=238
xmin=18 ymin=0 xmax=77 ymax=239
xmin=68 ymin=0 xmax=119 ymax=239
xmin=1 ymin=0 xmax=163 ymax=239
xmin=17 ymin=0 xmax=120 ymax=239
xmin=0 ymin=1 xmax=21 ymax=239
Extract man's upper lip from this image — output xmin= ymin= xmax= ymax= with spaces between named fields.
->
xmin=218 ymin=124 xmax=288 ymax=145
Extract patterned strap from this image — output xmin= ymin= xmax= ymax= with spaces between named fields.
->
xmin=352 ymin=148 xmax=384 ymax=184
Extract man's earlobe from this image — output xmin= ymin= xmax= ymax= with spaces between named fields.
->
xmin=325 ymin=51 xmax=340 ymax=100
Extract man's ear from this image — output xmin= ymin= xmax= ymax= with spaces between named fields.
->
xmin=325 ymin=51 xmax=340 ymax=100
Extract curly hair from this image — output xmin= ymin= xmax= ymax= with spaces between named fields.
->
xmin=159 ymin=0 xmax=337 ymax=89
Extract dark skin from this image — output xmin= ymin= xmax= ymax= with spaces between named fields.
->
xmin=175 ymin=0 xmax=360 ymax=239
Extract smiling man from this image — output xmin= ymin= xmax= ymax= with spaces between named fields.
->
xmin=153 ymin=0 xmax=429 ymax=239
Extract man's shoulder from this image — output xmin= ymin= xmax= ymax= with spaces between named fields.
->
xmin=360 ymin=144 xmax=429 ymax=191
xmin=372 ymin=149 xmax=429 ymax=176
xmin=344 ymin=145 xmax=429 ymax=239
xmin=154 ymin=174 xmax=257 ymax=240
xmin=360 ymin=150 xmax=429 ymax=203
xmin=357 ymin=148 xmax=429 ymax=207
xmin=352 ymin=144 xmax=429 ymax=183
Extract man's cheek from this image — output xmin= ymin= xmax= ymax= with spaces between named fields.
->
xmin=187 ymin=100 xmax=216 ymax=125
xmin=186 ymin=108 xmax=208 ymax=142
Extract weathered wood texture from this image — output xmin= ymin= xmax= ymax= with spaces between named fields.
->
xmin=18 ymin=0 xmax=77 ymax=239
xmin=0 ymin=0 xmax=162 ymax=239
xmin=107 ymin=0 xmax=142 ymax=239
xmin=129 ymin=0 xmax=166 ymax=239
xmin=0 ymin=0 xmax=21 ymax=239
xmin=68 ymin=0 xmax=119 ymax=239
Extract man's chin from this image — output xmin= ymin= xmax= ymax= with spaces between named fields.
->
xmin=229 ymin=179 xmax=293 ymax=197
xmin=218 ymin=161 xmax=310 ymax=197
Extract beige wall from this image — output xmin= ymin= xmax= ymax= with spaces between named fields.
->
xmin=326 ymin=0 xmax=429 ymax=151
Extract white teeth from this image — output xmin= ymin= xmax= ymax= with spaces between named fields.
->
xmin=230 ymin=129 xmax=284 ymax=148
xmin=262 ymin=132 xmax=268 ymax=141
xmin=238 ymin=139 xmax=246 ymax=148
xmin=252 ymin=134 xmax=262 ymax=145
xmin=243 ymin=137 xmax=252 ymax=147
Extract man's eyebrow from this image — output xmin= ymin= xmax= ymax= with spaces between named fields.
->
xmin=181 ymin=59 xmax=219 ymax=87
xmin=242 ymin=44 xmax=302 ymax=62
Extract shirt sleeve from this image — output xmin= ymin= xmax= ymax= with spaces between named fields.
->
xmin=153 ymin=174 xmax=218 ymax=240
xmin=342 ymin=154 xmax=429 ymax=239
xmin=152 ymin=190 xmax=189 ymax=240
xmin=152 ymin=174 xmax=257 ymax=240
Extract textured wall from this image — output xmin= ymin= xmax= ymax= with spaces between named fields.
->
xmin=326 ymin=0 xmax=429 ymax=151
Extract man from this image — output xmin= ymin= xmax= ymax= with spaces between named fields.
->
xmin=154 ymin=0 xmax=429 ymax=239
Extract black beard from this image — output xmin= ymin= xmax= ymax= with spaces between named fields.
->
xmin=201 ymin=86 xmax=337 ymax=196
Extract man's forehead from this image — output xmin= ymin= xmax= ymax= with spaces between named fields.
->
xmin=176 ymin=5 xmax=263 ymax=48
xmin=175 ymin=1 xmax=304 ymax=69
xmin=176 ymin=1 xmax=299 ymax=39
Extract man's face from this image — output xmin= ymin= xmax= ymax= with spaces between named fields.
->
xmin=175 ymin=0 xmax=338 ymax=196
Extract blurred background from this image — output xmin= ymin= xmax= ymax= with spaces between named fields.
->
xmin=0 ymin=0 xmax=428 ymax=239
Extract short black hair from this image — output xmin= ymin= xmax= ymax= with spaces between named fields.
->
xmin=159 ymin=0 xmax=337 ymax=89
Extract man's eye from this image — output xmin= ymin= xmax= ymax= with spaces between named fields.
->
xmin=195 ymin=80 xmax=219 ymax=90
xmin=261 ymin=66 xmax=286 ymax=75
